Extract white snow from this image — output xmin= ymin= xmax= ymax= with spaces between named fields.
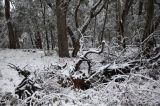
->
xmin=0 ymin=49 xmax=160 ymax=106
xmin=0 ymin=49 xmax=75 ymax=93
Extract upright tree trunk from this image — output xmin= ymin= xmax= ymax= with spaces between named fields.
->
xmin=100 ymin=1 xmax=109 ymax=44
xmin=117 ymin=0 xmax=133 ymax=49
xmin=56 ymin=0 xmax=69 ymax=57
xmin=5 ymin=0 xmax=19 ymax=49
xmin=70 ymin=0 xmax=107 ymax=57
xmin=35 ymin=31 xmax=42 ymax=49
xmin=92 ymin=17 xmax=97 ymax=47
xmin=43 ymin=3 xmax=49 ymax=50
xmin=50 ymin=30 xmax=55 ymax=50
xmin=142 ymin=0 xmax=155 ymax=57
xmin=138 ymin=0 xmax=143 ymax=15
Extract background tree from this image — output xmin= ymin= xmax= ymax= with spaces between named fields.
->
xmin=116 ymin=0 xmax=133 ymax=49
xmin=0 ymin=0 xmax=159 ymax=59
xmin=0 ymin=0 xmax=3 ymax=34
xmin=5 ymin=0 xmax=19 ymax=49
xmin=56 ymin=0 xmax=69 ymax=57
xmin=68 ymin=0 xmax=107 ymax=57
xmin=142 ymin=0 xmax=155 ymax=57
xmin=0 ymin=0 xmax=3 ymax=18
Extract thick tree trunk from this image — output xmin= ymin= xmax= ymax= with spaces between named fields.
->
xmin=56 ymin=0 xmax=69 ymax=57
xmin=5 ymin=0 xmax=19 ymax=49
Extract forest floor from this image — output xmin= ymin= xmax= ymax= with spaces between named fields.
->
xmin=0 ymin=49 xmax=75 ymax=93
xmin=0 ymin=48 xmax=160 ymax=106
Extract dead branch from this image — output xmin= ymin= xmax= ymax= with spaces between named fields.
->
xmin=8 ymin=63 xmax=30 ymax=78
xmin=83 ymin=41 xmax=105 ymax=58
xmin=74 ymin=41 xmax=105 ymax=72
xmin=81 ymin=0 xmax=107 ymax=33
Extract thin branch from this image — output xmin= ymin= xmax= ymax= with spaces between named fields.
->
xmin=83 ymin=41 xmax=105 ymax=58
xmin=75 ymin=0 xmax=81 ymax=28
xmin=92 ymin=0 xmax=103 ymax=11
xmin=92 ymin=0 xmax=108 ymax=17
xmin=80 ymin=0 xmax=107 ymax=34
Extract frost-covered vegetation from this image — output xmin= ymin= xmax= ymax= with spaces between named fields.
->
xmin=0 ymin=45 xmax=160 ymax=105
xmin=0 ymin=0 xmax=160 ymax=105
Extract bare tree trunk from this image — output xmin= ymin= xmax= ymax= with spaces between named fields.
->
xmin=138 ymin=0 xmax=143 ymax=15
xmin=117 ymin=0 xmax=133 ymax=49
xmin=35 ymin=31 xmax=42 ymax=49
xmin=56 ymin=0 xmax=69 ymax=57
xmin=143 ymin=0 xmax=155 ymax=58
xmin=92 ymin=17 xmax=97 ymax=47
xmin=40 ymin=0 xmax=50 ymax=50
xmin=50 ymin=30 xmax=55 ymax=50
xmin=100 ymin=1 xmax=109 ymax=44
xmin=29 ymin=31 xmax=35 ymax=48
xmin=43 ymin=3 xmax=49 ymax=50
xmin=5 ymin=0 xmax=19 ymax=49
xmin=14 ymin=27 xmax=20 ymax=48
xmin=70 ymin=0 xmax=107 ymax=57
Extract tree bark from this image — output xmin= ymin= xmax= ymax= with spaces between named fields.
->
xmin=142 ymin=0 xmax=155 ymax=57
xmin=138 ymin=0 xmax=143 ymax=15
xmin=70 ymin=0 xmax=107 ymax=57
xmin=5 ymin=0 xmax=19 ymax=49
xmin=100 ymin=1 xmax=109 ymax=44
xmin=117 ymin=0 xmax=133 ymax=49
xmin=43 ymin=3 xmax=49 ymax=50
xmin=50 ymin=30 xmax=55 ymax=50
xmin=56 ymin=0 xmax=69 ymax=57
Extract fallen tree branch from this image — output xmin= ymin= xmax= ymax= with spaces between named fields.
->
xmin=74 ymin=41 xmax=105 ymax=72
xmin=83 ymin=41 xmax=105 ymax=58
xmin=8 ymin=63 xmax=30 ymax=78
xmin=69 ymin=41 xmax=105 ymax=90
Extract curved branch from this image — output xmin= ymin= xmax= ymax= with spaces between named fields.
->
xmin=74 ymin=41 xmax=105 ymax=72
xmin=81 ymin=0 xmax=108 ymax=33
xmin=83 ymin=41 xmax=105 ymax=58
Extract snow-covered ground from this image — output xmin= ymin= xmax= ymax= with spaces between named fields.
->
xmin=0 ymin=48 xmax=160 ymax=106
xmin=0 ymin=49 xmax=75 ymax=93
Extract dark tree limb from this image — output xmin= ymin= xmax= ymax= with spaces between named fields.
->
xmin=154 ymin=0 xmax=160 ymax=8
xmin=8 ymin=63 xmax=30 ymax=78
xmin=138 ymin=0 xmax=143 ymax=15
xmin=70 ymin=0 xmax=107 ymax=57
xmin=81 ymin=0 xmax=107 ymax=34
xmin=83 ymin=41 xmax=105 ymax=58
xmin=100 ymin=1 xmax=109 ymax=44
xmin=74 ymin=41 xmax=105 ymax=72
xmin=149 ymin=53 xmax=160 ymax=62
xmin=8 ymin=63 xmax=41 ymax=99
xmin=92 ymin=0 xmax=108 ymax=18
xmin=75 ymin=0 xmax=81 ymax=28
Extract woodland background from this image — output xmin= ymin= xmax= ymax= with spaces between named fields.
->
xmin=0 ymin=0 xmax=160 ymax=106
